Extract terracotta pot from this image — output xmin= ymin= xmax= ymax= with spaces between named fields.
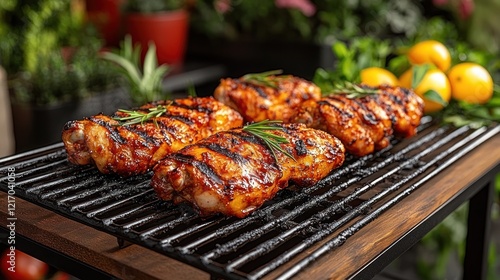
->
xmin=85 ymin=0 xmax=126 ymax=47
xmin=125 ymin=9 xmax=189 ymax=66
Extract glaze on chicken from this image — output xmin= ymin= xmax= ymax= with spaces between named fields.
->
xmin=214 ymin=74 xmax=321 ymax=123
xmin=151 ymin=123 xmax=345 ymax=218
xmin=292 ymin=85 xmax=424 ymax=157
xmin=62 ymin=97 xmax=244 ymax=176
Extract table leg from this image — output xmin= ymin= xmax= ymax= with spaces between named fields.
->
xmin=463 ymin=179 xmax=494 ymax=280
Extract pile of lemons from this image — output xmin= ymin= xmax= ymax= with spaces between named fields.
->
xmin=360 ymin=40 xmax=494 ymax=114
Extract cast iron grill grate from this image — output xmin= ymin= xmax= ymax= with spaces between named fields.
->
xmin=1 ymin=118 xmax=499 ymax=280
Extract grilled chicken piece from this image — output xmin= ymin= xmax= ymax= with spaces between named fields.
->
xmin=151 ymin=123 xmax=345 ymax=218
xmin=292 ymin=85 xmax=424 ymax=157
xmin=62 ymin=97 xmax=244 ymax=176
xmin=214 ymin=74 xmax=321 ymax=122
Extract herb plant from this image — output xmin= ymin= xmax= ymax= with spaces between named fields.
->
xmin=102 ymin=35 xmax=171 ymax=105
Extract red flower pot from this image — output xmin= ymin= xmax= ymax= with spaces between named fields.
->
xmin=125 ymin=9 xmax=189 ymax=66
xmin=85 ymin=0 xmax=126 ymax=47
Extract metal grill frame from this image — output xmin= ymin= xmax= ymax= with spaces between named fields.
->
xmin=1 ymin=120 xmax=499 ymax=280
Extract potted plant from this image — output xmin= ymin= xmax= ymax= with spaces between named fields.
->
xmin=1 ymin=0 xmax=128 ymax=152
xmin=124 ymin=0 xmax=191 ymax=66
xmin=84 ymin=0 xmax=127 ymax=47
xmin=102 ymin=35 xmax=171 ymax=105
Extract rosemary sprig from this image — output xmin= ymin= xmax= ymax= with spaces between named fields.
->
xmin=328 ymin=81 xmax=379 ymax=98
xmin=242 ymin=120 xmax=295 ymax=162
xmin=113 ymin=104 xmax=170 ymax=126
xmin=242 ymin=70 xmax=283 ymax=89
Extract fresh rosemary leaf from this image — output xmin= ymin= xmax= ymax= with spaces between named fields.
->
xmin=242 ymin=70 xmax=283 ymax=89
xmin=423 ymin=89 xmax=448 ymax=106
xmin=113 ymin=104 xmax=170 ymax=126
xmin=242 ymin=120 xmax=295 ymax=161
xmin=328 ymin=81 xmax=378 ymax=98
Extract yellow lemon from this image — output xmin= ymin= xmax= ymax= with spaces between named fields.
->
xmin=448 ymin=62 xmax=493 ymax=104
xmin=407 ymin=40 xmax=451 ymax=72
xmin=360 ymin=67 xmax=398 ymax=87
xmin=399 ymin=67 xmax=451 ymax=113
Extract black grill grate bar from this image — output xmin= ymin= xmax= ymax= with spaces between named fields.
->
xmin=12 ymin=165 xmax=93 ymax=189
xmin=172 ymin=195 xmax=311 ymax=253
xmin=120 ymin=211 xmax=176 ymax=230
xmin=86 ymin=189 xmax=156 ymax=220
xmin=67 ymin=181 xmax=148 ymax=211
xmin=39 ymin=177 xmax=106 ymax=200
xmin=56 ymin=180 xmax=118 ymax=205
xmin=2 ymin=159 xmax=68 ymax=181
xmin=103 ymin=200 xmax=158 ymax=226
xmin=220 ymin=125 xmax=470 ymax=272
xmin=274 ymin=125 xmax=496 ymax=280
xmin=199 ymin=126 xmax=450 ymax=261
xmin=0 ymin=142 xmax=65 ymax=166
xmin=139 ymin=214 xmax=199 ymax=240
xmin=24 ymin=169 xmax=101 ymax=194
xmin=157 ymin=217 xmax=229 ymax=245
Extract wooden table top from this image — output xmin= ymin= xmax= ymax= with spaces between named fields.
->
xmin=1 ymin=132 xmax=499 ymax=280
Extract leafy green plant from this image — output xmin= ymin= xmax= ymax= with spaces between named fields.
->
xmin=102 ymin=35 xmax=171 ymax=105
xmin=1 ymin=0 xmax=119 ymax=105
xmin=313 ymin=36 xmax=392 ymax=93
xmin=9 ymin=44 xmax=121 ymax=105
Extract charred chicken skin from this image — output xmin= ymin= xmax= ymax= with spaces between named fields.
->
xmin=62 ymin=97 xmax=244 ymax=176
xmin=292 ymin=85 xmax=424 ymax=157
xmin=214 ymin=74 xmax=321 ymax=123
xmin=151 ymin=123 xmax=345 ymax=218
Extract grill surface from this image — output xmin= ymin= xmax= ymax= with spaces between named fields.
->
xmin=1 ymin=118 xmax=498 ymax=280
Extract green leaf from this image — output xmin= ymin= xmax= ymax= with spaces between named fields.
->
xmin=104 ymin=35 xmax=171 ymax=105
xmin=388 ymin=55 xmax=410 ymax=77
xmin=143 ymin=43 xmax=158 ymax=81
xmin=187 ymin=84 xmax=197 ymax=97
xmin=424 ymin=90 xmax=448 ymax=106
xmin=332 ymin=41 xmax=349 ymax=58
xmin=486 ymin=96 xmax=500 ymax=107
xmin=101 ymin=52 xmax=142 ymax=87
xmin=412 ymin=64 xmax=430 ymax=89
xmin=490 ymin=107 xmax=500 ymax=120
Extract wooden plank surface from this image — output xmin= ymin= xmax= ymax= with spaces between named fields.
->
xmin=0 ymin=133 xmax=498 ymax=280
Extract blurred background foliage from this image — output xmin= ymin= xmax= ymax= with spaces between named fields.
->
xmin=0 ymin=0 xmax=120 ymax=105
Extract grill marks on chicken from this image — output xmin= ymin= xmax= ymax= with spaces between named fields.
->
xmin=292 ymin=85 xmax=424 ymax=157
xmin=214 ymin=75 xmax=321 ymax=122
xmin=151 ymin=123 xmax=345 ymax=218
xmin=62 ymin=97 xmax=244 ymax=176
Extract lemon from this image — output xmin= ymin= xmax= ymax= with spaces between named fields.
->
xmin=407 ymin=40 xmax=451 ymax=72
xmin=399 ymin=67 xmax=451 ymax=113
xmin=360 ymin=67 xmax=398 ymax=87
xmin=448 ymin=62 xmax=493 ymax=104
